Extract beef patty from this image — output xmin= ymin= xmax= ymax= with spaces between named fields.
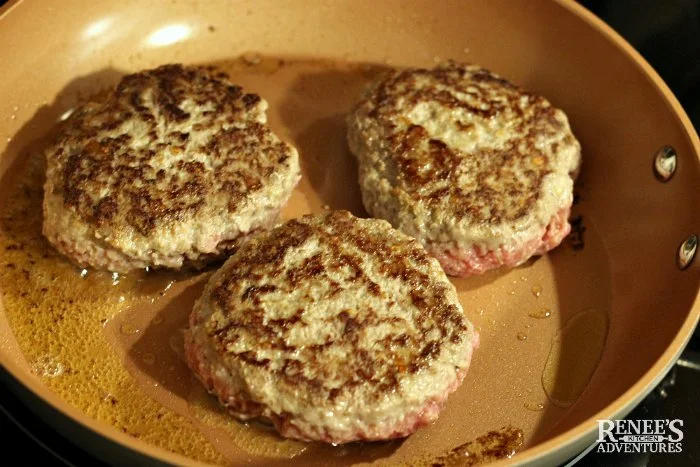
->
xmin=43 ymin=64 xmax=300 ymax=273
xmin=185 ymin=210 xmax=479 ymax=443
xmin=347 ymin=61 xmax=581 ymax=276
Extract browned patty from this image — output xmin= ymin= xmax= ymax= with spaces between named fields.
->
xmin=185 ymin=210 xmax=479 ymax=443
xmin=347 ymin=61 xmax=581 ymax=276
xmin=43 ymin=64 xmax=300 ymax=272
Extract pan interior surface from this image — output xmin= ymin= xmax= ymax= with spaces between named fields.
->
xmin=0 ymin=1 xmax=698 ymax=466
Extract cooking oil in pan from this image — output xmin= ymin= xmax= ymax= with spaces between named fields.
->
xmin=187 ymin=383 xmax=309 ymax=459
xmin=529 ymin=307 xmax=552 ymax=319
xmin=542 ymin=308 xmax=609 ymax=408
xmin=523 ymin=402 xmax=545 ymax=412
xmin=531 ymin=285 xmax=543 ymax=297
xmin=0 ymin=152 xmax=228 ymax=463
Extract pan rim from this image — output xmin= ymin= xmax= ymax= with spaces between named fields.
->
xmin=504 ymin=1 xmax=700 ymax=464
xmin=0 ymin=0 xmax=698 ymax=465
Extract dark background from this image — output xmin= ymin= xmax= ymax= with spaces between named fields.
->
xmin=1 ymin=1 xmax=699 ymax=466
xmin=580 ymin=0 xmax=700 ymax=127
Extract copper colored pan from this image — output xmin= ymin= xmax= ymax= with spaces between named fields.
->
xmin=0 ymin=0 xmax=698 ymax=465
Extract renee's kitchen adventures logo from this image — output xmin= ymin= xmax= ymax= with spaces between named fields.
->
xmin=597 ymin=419 xmax=684 ymax=453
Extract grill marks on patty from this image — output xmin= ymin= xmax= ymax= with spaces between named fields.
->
xmin=52 ymin=64 xmax=294 ymax=236
xmin=363 ymin=61 xmax=574 ymax=224
xmin=204 ymin=211 xmax=468 ymax=403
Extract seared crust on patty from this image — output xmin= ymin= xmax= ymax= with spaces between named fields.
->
xmin=185 ymin=210 xmax=478 ymax=443
xmin=43 ymin=64 xmax=300 ymax=272
xmin=347 ymin=62 xmax=580 ymax=275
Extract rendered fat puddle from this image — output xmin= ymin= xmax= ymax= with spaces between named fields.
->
xmin=542 ymin=308 xmax=609 ymax=408
xmin=105 ymin=274 xmax=310 ymax=461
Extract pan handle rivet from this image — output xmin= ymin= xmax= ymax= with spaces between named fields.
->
xmin=677 ymin=234 xmax=697 ymax=270
xmin=653 ymin=146 xmax=677 ymax=182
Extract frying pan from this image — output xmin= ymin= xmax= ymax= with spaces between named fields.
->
xmin=0 ymin=0 xmax=698 ymax=465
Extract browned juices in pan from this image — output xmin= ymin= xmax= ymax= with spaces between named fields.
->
xmin=0 ymin=56 xmax=611 ymax=466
